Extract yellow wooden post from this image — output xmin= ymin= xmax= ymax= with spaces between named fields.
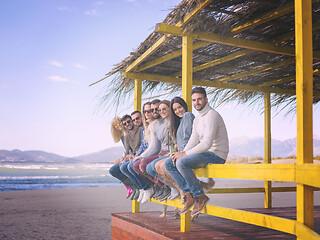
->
xmin=295 ymin=0 xmax=314 ymax=231
xmin=180 ymin=211 xmax=191 ymax=232
xmin=264 ymin=92 xmax=272 ymax=208
xmin=182 ymin=35 xmax=193 ymax=110
xmin=132 ymin=199 xmax=140 ymax=213
xmin=134 ymin=79 xmax=142 ymax=111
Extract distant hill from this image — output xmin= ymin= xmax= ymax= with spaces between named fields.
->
xmin=0 ymin=149 xmax=80 ymax=163
xmin=0 ymin=147 xmax=124 ymax=163
xmin=75 ymin=147 xmax=124 ymax=163
xmin=229 ymin=137 xmax=320 ymax=158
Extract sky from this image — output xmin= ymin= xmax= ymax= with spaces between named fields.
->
xmin=1 ymin=0 xmax=319 ymax=157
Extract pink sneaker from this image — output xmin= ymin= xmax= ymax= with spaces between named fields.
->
xmin=126 ymin=188 xmax=133 ymax=199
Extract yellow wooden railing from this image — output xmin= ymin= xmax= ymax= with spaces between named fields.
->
xmin=131 ymin=163 xmax=320 ymax=239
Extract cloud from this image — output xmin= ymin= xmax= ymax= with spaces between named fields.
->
xmin=49 ymin=60 xmax=63 ymax=67
xmin=71 ymin=63 xmax=86 ymax=69
xmin=95 ymin=1 xmax=104 ymax=5
xmin=48 ymin=75 xmax=70 ymax=83
xmin=125 ymin=0 xmax=136 ymax=2
xmin=84 ymin=9 xmax=98 ymax=16
xmin=57 ymin=6 xmax=71 ymax=11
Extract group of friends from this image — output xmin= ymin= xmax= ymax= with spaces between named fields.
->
xmin=109 ymin=87 xmax=229 ymax=218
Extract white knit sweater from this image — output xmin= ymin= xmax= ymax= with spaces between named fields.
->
xmin=184 ymin=103 xmax=229 ymax=160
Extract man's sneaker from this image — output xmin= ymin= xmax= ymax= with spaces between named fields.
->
xmin=180 ymin=193 xmax=194 ymax=215
xmin=137 ymin=189 xmax=144 ymax=202
xmin=168 ymin=187 xmax=180 ymax=200
xmin=141 ymin=187 xmax=154 ymax=204
xmin=191 ymin=194 xmax=209 ymax=217
xmin=202 ymin=178 xmax=215 ymax=192
xmin=131 ymin=189 xmax=139 ymax=200
xmin=153 ymin=186 xmax=164 ymax=199
xmin=158 ymin=186 xmax=171 ymax=202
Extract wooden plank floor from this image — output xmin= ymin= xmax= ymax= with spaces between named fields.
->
xmin=111 ymin=206 xmax=320 ymax=240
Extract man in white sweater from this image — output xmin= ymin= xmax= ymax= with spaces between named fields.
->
xmin=164 ymin=87 xmax=229 ymax=217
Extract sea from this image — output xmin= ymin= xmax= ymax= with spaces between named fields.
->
xmin=0 ymin=163 xmax=121 ymax=191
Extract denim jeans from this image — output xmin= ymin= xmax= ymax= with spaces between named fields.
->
xmin=127 ymin=160 xmax=152 ymax=190
xmin=109 ymin=162 xmax=127 ymax=182
xmin=164 ymin=151 xmax=225 ymax=197
xmin=146 ymin=154 xmax=169 ymax=178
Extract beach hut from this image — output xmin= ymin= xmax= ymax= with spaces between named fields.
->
xmin=93 ymin=0 xmax=320 ymax=239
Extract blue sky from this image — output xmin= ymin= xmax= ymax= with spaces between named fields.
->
xmin=1 ymin=0 xmax=319 ymax=157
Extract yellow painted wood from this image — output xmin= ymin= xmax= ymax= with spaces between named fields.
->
xmin=205 ymin=205 xmax=296 ymax=235
xmin=264 ymin=93 xmax=272 ymax=208
xmin=215 ymin=58 xmax=295 ymax=83
xmin=132 ymin=200 xmax=140 ymax=213
xmin=136 ymin=41 xmax=208 ymax=73
xmin=172 ymin=49 xmax=252 ymax=77
xmin=182 ymin=35 xmax=193 ymax=109
xmin=296 ymin=222 xmax=320 ymax=240
xmin=194 ymin=163 xmax=296 ymax=182
xmin=296 ymin=164 xmax=320 ymax=188
xmin=181 ymin=211 xmax=191 ymax=232
xmin=134 ymin=79 xmax=142 ymax=111
xmin=206 ymin=186 xmax=297 ymax=194
xmin=231 ymin=2 xmax=294 ymax=34
xmin=261 ymin=75 xmax=295 ymax=87
xmin=125 ymin=0 xmax=212 ymax=73
xmin=295 ymin=0 xmax=314 ymax=231
xmin=156 ymin=23 xmax=296 ymax=57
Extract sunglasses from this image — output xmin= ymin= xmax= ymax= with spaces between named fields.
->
xmin=132 ymin=116 xmax=140 ymax=122
xmin=143 ymin=110 xmax=151 ymax=114
xmin=122 ymin=119 xmax=132 ymax=126
xmin=150 ymin=108 xmax=159 ymax=113
xmin=113 ymin=122 xmax=122 ymax=128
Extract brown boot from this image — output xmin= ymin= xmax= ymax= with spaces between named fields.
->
xmin=191 ymin=194 xmax=209 ymax=217
xmin=180 ymin=193 xmax=194 ymax=215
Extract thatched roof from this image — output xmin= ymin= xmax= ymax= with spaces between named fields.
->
xmin=95 ymin=0 xmax=320 ymax=112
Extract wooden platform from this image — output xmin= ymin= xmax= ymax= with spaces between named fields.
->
xmin=111 ymin=206 xmax=320 ymax=240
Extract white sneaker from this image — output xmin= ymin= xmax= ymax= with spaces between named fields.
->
xmin=141 ymin=187 xmax=154 ymax=204
xmin=137 ymin=190 xmax=144 ymax=202
xmin=168 ymin=187 xmax=180 ymax=200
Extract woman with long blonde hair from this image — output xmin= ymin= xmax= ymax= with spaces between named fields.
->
xmin=109 ymin=116 xmax=134 ymax=198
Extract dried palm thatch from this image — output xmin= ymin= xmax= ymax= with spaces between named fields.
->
xmin=95 ymin=0 xmax=320 ymax=114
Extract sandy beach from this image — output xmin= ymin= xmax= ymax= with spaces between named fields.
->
xmin=1 ymin=181 xmax=319 ymax=240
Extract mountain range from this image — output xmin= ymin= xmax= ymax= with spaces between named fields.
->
xmin=1 ymin=137 xmax=320 ymax=163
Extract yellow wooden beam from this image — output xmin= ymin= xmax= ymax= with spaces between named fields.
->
xmin=181 ymin=211 xmax=191 ymax=232
xmin=124 ymin=72 xmax=320 ymax=97
xmin=296 ymin=164 xmax=320 ymax=188
xmin=206 ymin=186 xmax=297 ymax=194
xmin=156 ymin=23 xmax=320 ymax=58
xmin=231 ymin=2 xmax=294 ymax=34
xmin=134 ymin=79 xmax=142 ymax=111
xmin=182 ymin=35 xmax=193 ymax=109
xmin=136 ymin=41 xmax=208 ymax=73
xmin=172 ymin=49 xmax=252 ymax=77
xmin=261 ymin=75 xmax=295 ymax=87
xmin=125 ymin=0 xmax=212 ymax=73
xmin=132 ymin=199 xmax=140 ymax=213
xmin=296 ymin=222 xmax=320 ymax=240
xmin=194 ymin=164 xmax=296 ymax=182
xmin=264 ymin=93 xmax=272 ymax=209
xmin=295 ymin=0 xmax=314 ymax=231
xmin=205 ymin=205 xmax=296 ymax=235
xmin=156 ymin=23 xmax=296 ymax=57
xmin=214 ymin=58 xmax=295 ymax=83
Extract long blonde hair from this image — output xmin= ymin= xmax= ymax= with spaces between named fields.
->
xmin=110 ymin=117 xmax=126 ymax=143
xmin=141 ymin=102 xmax=153 ymax=142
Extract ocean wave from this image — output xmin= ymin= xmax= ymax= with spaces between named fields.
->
xmin=0 ymin=175 xmax=99 ymax=180
xmin=0 ymin=163 xmax=113 ymax=171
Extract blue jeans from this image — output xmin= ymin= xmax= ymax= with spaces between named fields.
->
xmin=164 ymin=151 xmax=225 ymax=197
xmin=127 ymin=160 xmax=152 ymax=190
xmin=146 ymin=154 xmax=169 ymax=178
xmin=109 ymin=162 xmax=127 ymax=182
